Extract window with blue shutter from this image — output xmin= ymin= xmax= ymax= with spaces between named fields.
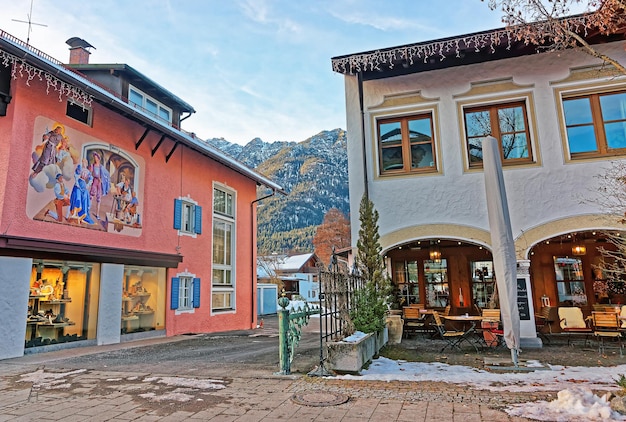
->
xmin=192 ymin=277 xmax=201 ymax=308
xmin=194 ymin=206 xmax=202 ymax=234
xmin=171 ymin=277 xmax=180 ymax=310
xmin=173 ymin=199 xmax=182 ymax=230
xmin=175 ymin=198 xmax=202 ymax=236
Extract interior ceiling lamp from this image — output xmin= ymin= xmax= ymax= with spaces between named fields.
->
xmin=429 ymin=241 xmax=442 ymax=261
xmin=572 ymin=234 xmax=586 ymax=256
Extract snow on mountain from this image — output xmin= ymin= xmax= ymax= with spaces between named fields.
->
xmin=206 ymin=129 xmax=349 ymax=253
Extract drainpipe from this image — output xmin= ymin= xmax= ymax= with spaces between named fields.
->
xmin=357 ymin=71 xmax=369 ymax=199
xmin=251 ymin=187 xmax=277 ymax=327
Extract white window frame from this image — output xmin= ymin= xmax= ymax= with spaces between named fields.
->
xmin=178 ymin=276 xmax=193 ymax=311
xmin=212 ymin=185 xmax=236 ymax=312
xmin=128 ymin=84 xmax=172 ymax=124
xmin=176 ymin=196 xmax=199 ymax=238
xmin=174 ymin=270 xmax=196 ymax=315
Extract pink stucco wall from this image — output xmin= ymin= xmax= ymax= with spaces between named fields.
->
xmin=1 ymin=72 xmax=259 ymax=336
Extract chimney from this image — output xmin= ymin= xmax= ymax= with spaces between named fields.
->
xmin=65 ymin=37 xmax=95 ymax=65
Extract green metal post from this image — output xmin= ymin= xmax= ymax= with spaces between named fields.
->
xmin=277 ymin=293 xmax=291 ymax=375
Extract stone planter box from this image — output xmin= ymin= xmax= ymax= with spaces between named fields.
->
xmin=326 ymin=327 xmax=387 ymax=374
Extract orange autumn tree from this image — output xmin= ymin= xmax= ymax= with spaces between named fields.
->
xmin=312 ymin=208 xmax=351 ymax=266
xmin=484 ymin=0 xmax=626 ymax=74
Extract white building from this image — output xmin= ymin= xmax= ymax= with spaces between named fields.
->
xmin=332 ymin=22 xmax=626 ymax=346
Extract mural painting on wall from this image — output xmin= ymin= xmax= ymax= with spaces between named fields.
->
xmin=27 ymin=117 xmax=144 ymax=236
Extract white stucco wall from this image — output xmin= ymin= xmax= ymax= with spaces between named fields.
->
xmin=97 ymin=263 xmax=124 ymax=345
xmin=343 ymin=42 xmax=626 ymax=250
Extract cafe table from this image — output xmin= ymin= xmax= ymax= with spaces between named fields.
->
xmin=441 ymin=314 xmax=484 ymax=352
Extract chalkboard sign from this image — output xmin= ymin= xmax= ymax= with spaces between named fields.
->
xmin=517 ymin=278 xmax=530 ymax=320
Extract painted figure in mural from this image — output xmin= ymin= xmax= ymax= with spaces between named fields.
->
xmin=88 ymin=152 xmax=110 ymax=221
xmin=69 ymin=159 xmax=94 ymax=225
xmin=44 ymin=173 xmax=70 ymax=222
xmin=56 ymin=137 xmax=71 ymax=165
xmin=124 ymin=192 xmax=140 ymax=225
xmin=115 ymin=176 xmax=133 ymax=212
xmin=31 ymin=125 xmax=65 ymax=178
xmin=118 ymin=177 xmax=132 ymax=201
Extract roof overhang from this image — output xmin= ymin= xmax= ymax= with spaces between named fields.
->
xmin=332 ymin=18 xmax=625 ymax=81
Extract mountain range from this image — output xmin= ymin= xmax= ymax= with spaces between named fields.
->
xmin=205 ymin=128 xmax=350 ymax=253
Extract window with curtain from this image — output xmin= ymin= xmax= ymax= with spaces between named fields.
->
xmin=173 ymin=198 xmax=202 ymax=236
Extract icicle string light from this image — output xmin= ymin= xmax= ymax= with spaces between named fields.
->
xmin=0 ymin=49 xmax=93 ymax=108
xmin=332 ymin=15 xmax=589 ymax=75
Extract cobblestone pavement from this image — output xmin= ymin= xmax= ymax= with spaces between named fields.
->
xmin=0 ymin=363 xmax=540 ymax=421
xmin=0 ymin=318 xmax=555 ymax=421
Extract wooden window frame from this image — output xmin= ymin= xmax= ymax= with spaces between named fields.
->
xmin=563 ymin=90 xmax=626 ymax=160
xmin=377 ymin=113 xmax=436 ymax=176
xmin=463 ymin=100 xmax=533 ymax=168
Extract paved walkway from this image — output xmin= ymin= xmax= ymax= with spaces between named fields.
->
xmin=0 ymin=327 xmax=540 ymax=421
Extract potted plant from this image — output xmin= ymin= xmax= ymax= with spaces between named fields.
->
xmin=326 ymin=195 xmax=393 ymax=373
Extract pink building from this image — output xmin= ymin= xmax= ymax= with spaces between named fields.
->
xmin=0 ymin=32 xmax=283 ymax=359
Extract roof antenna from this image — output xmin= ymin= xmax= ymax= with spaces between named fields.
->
xmin=11 ymin=0 xmax=47 ymax=45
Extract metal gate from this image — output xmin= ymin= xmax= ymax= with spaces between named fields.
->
xmin=276 ymin=253 xmax=364 ymax=376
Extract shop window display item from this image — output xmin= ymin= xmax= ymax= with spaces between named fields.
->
xmin=26 ymin=261 xmax=98 ymax=348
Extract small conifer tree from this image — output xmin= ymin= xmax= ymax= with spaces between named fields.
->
xmin=350 ymin=195 xmax=393 ymax=333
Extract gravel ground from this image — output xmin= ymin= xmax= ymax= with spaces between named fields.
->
xmin=383 ymin=331 xmax=626 ymax=370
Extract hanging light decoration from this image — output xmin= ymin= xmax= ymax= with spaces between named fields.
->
xmin=0 ymin=49 xmax=93 ymax=108
xmin=572 ymin=243 xmax=586 ymax=256
xmin=429 ymin=241 xmax=442 ymax=261
xmin=571 ymin=234 xmax=586 ymax=256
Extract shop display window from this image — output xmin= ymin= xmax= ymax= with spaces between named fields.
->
xmin=121 ymin=265 xmax=166 ymax=335
xmin=424 ymin=259 xmax=448 ymax=307
xmin=471 ymin=260 xmax=495 ymax=309
xmin=554 ymin=256 xmax=588 ymax=306
xmin=27 ymin=260 xmax=100 ymax=348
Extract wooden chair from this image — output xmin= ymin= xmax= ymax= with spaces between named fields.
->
xmin=592 ymin=311 xmax=623 ymax=357
xmin=620 ymin=306 xmax=626 ymax=329
xmin=443 ymin=305 xmax=451 ymax=316
xmin=558 ymin=307 xmax=592 ymax=346
xmin=480 ymin=309 xmax=503 ymax=348
xmin=402 ymin=306 xmax=426 ymax=338
xmin=535 ymin=306 xmax=556 ymax=344
xmin=431 ymin=311 xmax=473 ymax=352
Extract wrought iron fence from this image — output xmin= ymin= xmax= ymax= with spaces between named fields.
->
xmin=317 ymin=258 xmax=365 ymax=342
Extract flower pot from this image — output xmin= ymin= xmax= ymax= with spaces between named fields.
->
xmin=386 ymin=314 xmax=403 ymax=344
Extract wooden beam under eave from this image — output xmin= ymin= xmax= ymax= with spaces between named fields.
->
xmin=135 ymin=127 xmax=150 ymax=150
xmin=165 ymin=142 xmax=179 ymax=163
xmin=151 ymin=134 xmax=166 ymax=157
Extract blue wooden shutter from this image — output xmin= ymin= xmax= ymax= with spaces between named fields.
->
xmin=194 ymin=205 xmax=202 ymax=234
xmin=173 ymin=199 xmax=182 ymax=230
xmin=171 ymin=277 xmax=180 ymax=309
xmin=192 ymin=277 xmax=201 ymax=308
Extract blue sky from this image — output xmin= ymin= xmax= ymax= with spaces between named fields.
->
xmin=1 ymin=0 xmax=505 ymax=145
